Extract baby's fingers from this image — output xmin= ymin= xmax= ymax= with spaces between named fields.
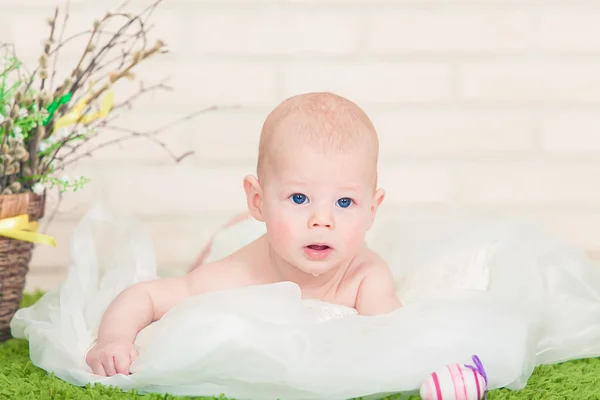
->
xmin=102 ymin=355 xmax=117 ymax=376
xmin=127 ymin=347 xmax=139 ymax=375
xmin=89 ymin=359 xmax=107 ymax=376
xmin=114 ymin=353 xmax=131 ymax=375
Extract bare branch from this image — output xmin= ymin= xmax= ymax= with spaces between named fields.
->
xmin=40 ymin=187 xmax=63 ymax=234
xmin=60 ymin=104 xmax=238 ymax=167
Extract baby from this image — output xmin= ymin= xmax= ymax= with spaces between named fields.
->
xmin=85 ymin=92 xmax=402 ymax=377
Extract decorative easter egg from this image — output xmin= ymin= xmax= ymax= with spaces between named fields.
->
xmin=419 ymin=355 xmax=488 ymax=400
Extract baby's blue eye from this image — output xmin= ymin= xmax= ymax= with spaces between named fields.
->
xmin=290 ymin=193 xmax=307 ymax=204
xmin=337 ymin=198 xmax=353 ymax=208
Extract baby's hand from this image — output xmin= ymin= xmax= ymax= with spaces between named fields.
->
xmin=85 ymin=338 xmax=138 ymax=376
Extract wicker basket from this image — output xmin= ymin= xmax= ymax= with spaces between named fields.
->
xmin=0 ymin=191 xmax=45 ymax=342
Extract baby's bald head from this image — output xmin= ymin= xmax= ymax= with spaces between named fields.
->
xmin=257 ymin=92 xmax=379 ymax=183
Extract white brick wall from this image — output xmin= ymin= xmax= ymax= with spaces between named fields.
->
xmin=1 ymin=0 xmax=600 ymax=291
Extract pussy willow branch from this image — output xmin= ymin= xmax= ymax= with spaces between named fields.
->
xmin=78 ymin=22 xmax=158 ymax=101
xmin=38 ymin=79 xmax=172 ymax=175
xmin=84 ymin=9 xmax=154 ymax=72
xmin=69 ymin=0 xmax=163 ymax=95
xmin=50 ymin=41 xmax=166 ymax=143
xmin=53 ymin=31 xmax=148 ymax=115
xmin=44 ymin=1 xmax=162 ymax=137
xmin=48 ymin=30 xmax=139 ymax=59
xmin=49 ymin=0 xmax=70 ymax=92
xmin=40 ymin=7 xmax=59 ymax=91
xmin=114 ymin=79 xmax=171 ymax=111
xmin=86 ymin=26 xmax=165 ymax=88
xmin=1 ymin=61 xmax=23 ymax=187
xmin=92 ymin=125 xmax=194 ymax=163
xmin=60 ymin=105 xmax=236 ymax=168
xmin=66 ymin=4 xmax=159 ymax=102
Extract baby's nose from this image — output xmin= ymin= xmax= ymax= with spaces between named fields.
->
xmin=308 ymin=213 xmax=335 ymax=229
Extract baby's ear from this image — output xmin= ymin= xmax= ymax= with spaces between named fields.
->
xmin=243 ymin=175 xmax=265 ymax=222
xmin=368 ymin=188 xmax=385 ymax=227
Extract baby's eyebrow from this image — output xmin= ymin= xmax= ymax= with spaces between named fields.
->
xmin=281 ymin=180 xmax=307 ymax=187
xmin=338 ymin=185 xmax=361 ymax=192
xmin=280 ymin=181 xmax=361 ymax=192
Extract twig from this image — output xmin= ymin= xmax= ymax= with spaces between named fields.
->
xmin=49 ymin=0 xmax=70 ymax=93
xmin=60 ymin=105 xmax=238 ymax=168
xmin=1 ymin=0 xmax=231 ymax=221
xmin=40 ymin=7 xmax=59 ymax=91
xmin=39 ymin=77 xmax=172 ymax=174
xmin=69 ymin=0 xmax=164 ymax=96
xmin=48 ymin=30 xmax=140 ymax=58
xmin=40 ymin=186 xmax=63 ymax=234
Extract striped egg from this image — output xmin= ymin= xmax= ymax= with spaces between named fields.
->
xmin=419 ymin=362 xmax=486 ymax=400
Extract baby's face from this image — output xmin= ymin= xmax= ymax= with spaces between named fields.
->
xmin=260 ymin=143 xmax=383 ymax=276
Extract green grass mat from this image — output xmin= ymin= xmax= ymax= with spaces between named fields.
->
xmin=1 ymin=293 xmax=599 ymax=399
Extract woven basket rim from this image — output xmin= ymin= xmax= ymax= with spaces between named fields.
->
xmin=0 ymin=191 xmax=45 ymax=220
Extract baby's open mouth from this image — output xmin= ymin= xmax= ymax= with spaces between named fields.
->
xmin=307 ymin=244 xmax=330 ymax=251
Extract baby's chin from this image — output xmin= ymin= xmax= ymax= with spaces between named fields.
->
xmin=295 ymin=258 xmax=341 ymax=277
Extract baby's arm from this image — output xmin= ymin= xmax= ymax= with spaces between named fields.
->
xmin=85 ymin=276 xmax=191 ymax=376
xmin=86 ymin=260 xmax=247 ymax=376
xmin=355 ymin=261 xmax=402 ymax=316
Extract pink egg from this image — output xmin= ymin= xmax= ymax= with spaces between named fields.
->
xmin=419 ymin=356 xmax=488 ymax=400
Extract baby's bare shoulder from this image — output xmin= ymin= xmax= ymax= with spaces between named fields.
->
xmin=349 ymin=248 xmax=390 ymax=279
xmin=184 ymin=239 xmax=266 ymax=296
xmin=352 ymin=249 xmax=402 ymax=315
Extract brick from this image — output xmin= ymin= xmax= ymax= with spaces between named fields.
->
xmin=459 ymin=61 xmax=600 ymax=104
xmin=154 ymin=0 xmax=279 ymax=3
xmin=457 ymin=161 xmax=600 ymax=205
xmin=539 ymin=12 xmax=600 ymax=53
xmin=128 ymin=59 xmax=280 ymax=110
xmin=189 ymin=108 xmax=266 ymax=162
xmin=378 ymin=161 xmax=455 ymax=205
xmin=371 ymin=110 xmax=533 ymax=156
xmin=100 ymin=164 xmax=253 ymax=215
xmin=367 ymin=10 xmax=533 ymax=54
xmin=541 ymin=113 xmax=600 ymax=153
xmin=283 ymin=62 xmax=453 ymax=105
xmin=190 ymin=9 xmax=361 ymax=55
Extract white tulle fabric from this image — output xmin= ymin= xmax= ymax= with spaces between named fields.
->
xmin=10 ymin=203 xmax=600 ymax=400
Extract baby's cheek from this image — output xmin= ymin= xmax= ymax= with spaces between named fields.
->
xmin=337 ymin=214 xmax=370 ymax=246
xmin=266 ymin=209 xmax=297 ymax=247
